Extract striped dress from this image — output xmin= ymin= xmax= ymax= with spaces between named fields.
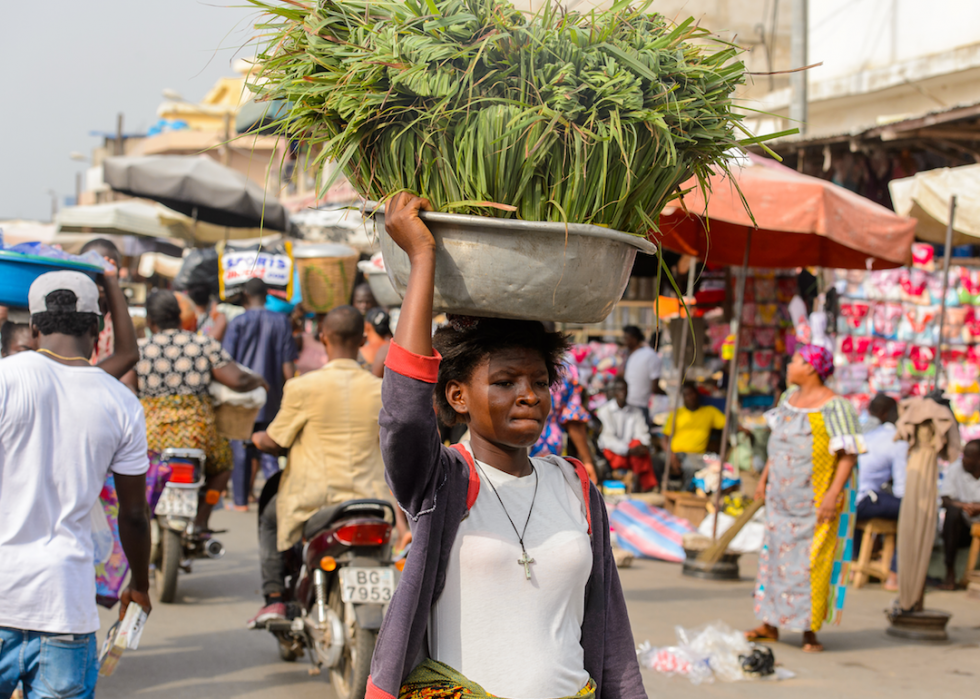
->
xmin=754 ymin=388 xmax=865 ymax=631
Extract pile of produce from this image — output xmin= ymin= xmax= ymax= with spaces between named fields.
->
xmin=249 ymin=0 xmax=779 ymax=235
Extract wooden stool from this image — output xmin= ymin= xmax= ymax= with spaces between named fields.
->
xmin=961 ymin=522 xmax=980 ymax=587
xmin=852 ymin=518 xmax=898 ymax=589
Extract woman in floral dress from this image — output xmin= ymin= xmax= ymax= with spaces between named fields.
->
xmin=746 ymin=345 xmax=864 ymax=652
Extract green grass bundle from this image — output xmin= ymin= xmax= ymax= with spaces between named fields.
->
xmin=249 ymin=0 xmax=780 ymax=235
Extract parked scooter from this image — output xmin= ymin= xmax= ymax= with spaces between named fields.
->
xmin=254 ymin=476 xmax=398 ymax=699
xmin=151 ymin=448 xmax=226 ymax=603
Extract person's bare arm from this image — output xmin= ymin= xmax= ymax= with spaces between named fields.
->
xmin=388 ymin=193 xmax=435 ymax=356
xmin=211 ymin=312 xmax=228 ymax=342
xmin=115 ymin=472 xmax=152 ymax=618
xmin=944 ymin=495 xmax=980 ymax=518
xmin=96 ymin=263 xmax=139 ymax=379
xmin=120 ymin=369 xmax=138 ymax=394
xmin=565 ymin=422 xmax=598 ymax=483
xmin=755 ymin=460 xmax=770 ymax=501
xmin=817 ymin=453 xmax=857 ymax=523
xmin=372 ymin=342 xmax=390 ymax=378
xmin=252 ymin=430 xmax=286 ymax=456
xmin=212 ymin=362 xmax=268 ymax=392
xmin=283 ymin=362 xmax=296 ymax=381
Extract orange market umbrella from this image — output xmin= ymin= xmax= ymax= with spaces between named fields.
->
xmin=653 ymin=154 xmax=916 ymax=270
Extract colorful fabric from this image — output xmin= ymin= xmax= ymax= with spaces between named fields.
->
xmin=136 ymin=329 xmax=232 ymax=398
xmin=95 ymin=456 xmax=169 ymax=608
xmin=399 ymin=659 xmax=595 ymax=699
xmin=531 ymin=362 xmax=590 ymax=458
xmin=609 ymin=500 xmax=694 ymax=563
xmin=755 ymin=388 xmax=863 ymax=631
xmin=90 ymin=312 xmax=114 ymax=364
xmin=603 ymin=441 xmax=658 ymax=492
xmin=798 ymin=344 xmax=834 ymax=382
xmin=141 ymin=394 xmax=232 ymax=476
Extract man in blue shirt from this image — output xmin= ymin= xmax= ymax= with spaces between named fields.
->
xmin=856 ymin=394 xmax=909 ymax=589
xmin=223 ymin=278 xmax=299 ymax=509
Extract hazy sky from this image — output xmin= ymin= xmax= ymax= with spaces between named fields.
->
xmin=0 ymin=1 xmax=260 ymax=221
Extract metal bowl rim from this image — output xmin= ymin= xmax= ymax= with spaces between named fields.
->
xmin=371 ymin=206 xmax=658 ymax=256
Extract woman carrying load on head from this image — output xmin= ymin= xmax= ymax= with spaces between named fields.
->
xmin=365 ymin=193 xmax=646 ymax=699
xmin=746 ymin=345 xmax=865 ymax=653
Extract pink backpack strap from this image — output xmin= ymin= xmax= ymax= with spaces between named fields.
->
xmin=564 ymin=457 xmax=593 ymax=536
xmin=451 ymin=443 xmax=481 ymax=511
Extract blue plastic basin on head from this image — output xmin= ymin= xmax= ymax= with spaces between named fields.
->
xmin=0 ymin=251 xmax=103 ymax=310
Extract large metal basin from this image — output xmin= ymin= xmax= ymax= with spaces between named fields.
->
xmin=375 ymin=210 xmax=657 ymax=323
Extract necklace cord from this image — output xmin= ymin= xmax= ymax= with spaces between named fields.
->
xmin=474 ymin=460 xmax=539 ymax=548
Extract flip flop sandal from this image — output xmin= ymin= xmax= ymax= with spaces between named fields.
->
xmin=802 ymin=643 xmax=824 ymax=653
xmin=745 ymin=628 xmax=779 ymax=642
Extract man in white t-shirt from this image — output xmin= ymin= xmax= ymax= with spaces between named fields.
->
xmin=0 ymin=271 xmax=151 ymax=698
xmin=622 ymin=325 xmax=662 ymax=423
xmin=939 ymin=439 xmax=980 ymax=589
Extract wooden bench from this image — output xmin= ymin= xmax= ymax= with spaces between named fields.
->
xmin=962 ymin=521 xmax=980 ymax=588
xmin=852 ymin=518 xmax=898 ymax=589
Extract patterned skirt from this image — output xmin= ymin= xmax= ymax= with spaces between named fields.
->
xmin=141 ymin=394 xmax=232 ymax=476
xmin=399 ymin=659 xmax=595 ymax=699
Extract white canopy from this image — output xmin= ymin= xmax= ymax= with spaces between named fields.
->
xmin=889 ymin=164 xmax=980 ymax=245
xmin=56 ymin=200 xmax=184 ymax=239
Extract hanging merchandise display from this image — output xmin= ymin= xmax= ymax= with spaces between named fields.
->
xmin=832 ymin=242 xmax=980 ymax=439
xmin=217 ymin=239 xmax=294 ymax=301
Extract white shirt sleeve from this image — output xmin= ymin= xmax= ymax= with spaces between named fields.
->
xmin=630 ymin=411 xmax=651 ymax=447
xmin=647 ymin=351 xmax=662 ymax=380
xmin=939 ymin=461 xmax=961 ymax=499
xmin=110 ymin=400 xmax=150 ymax=476
xmin=891 ymin=440 xmax=909 ymax=499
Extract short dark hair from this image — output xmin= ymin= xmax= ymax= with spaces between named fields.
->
xmin=146 ymin=290 xmax=182 ymax=330
xmin=244 ymin=277 xmax=268 ymax=299
xmin=320 ymin=305 xmax=364 ymax=344
xmin=1 ymin=321 xmax=30 ymax=356
xmin=186 ymin=283 xmax=212 ymax=308
xmin=869 ymin=393 xmax=897 ymax=419
xmin=80 ymin=238 xmax=121 ymax=267
xmin=432 ymin=317 xmax=570 ymax=426
xmin=622 ymin=325 xmax=644 ymax=342
xmin=365 ymin=307 xmax=391 ymax=338
xmin=31 ymin=290 xmax=99 ymax=337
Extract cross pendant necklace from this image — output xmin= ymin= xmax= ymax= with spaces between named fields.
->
xmin=475 ymin=461 xmax=539 ymax=581
xmin=517 ymin=546 xmax=536 ymax=580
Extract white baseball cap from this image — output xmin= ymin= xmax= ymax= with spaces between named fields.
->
xmin=28 ymin=271 xmax=102 ymax=316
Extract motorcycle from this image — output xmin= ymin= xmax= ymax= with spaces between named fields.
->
xmin=255 ymin=475 xmax=399 ymax=699
xmin=150 ymin=448 xmax=226 ymax=603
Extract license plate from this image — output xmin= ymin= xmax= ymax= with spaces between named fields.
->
xmin=154 ymin=487 xmax=198 ymax=518
xmin=339 ymin=567 xmax=395 ymax=604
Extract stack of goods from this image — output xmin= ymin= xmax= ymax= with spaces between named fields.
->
xmin=732 ymin=269 xmax=798 ymax=404
xmin=833 ymin=244 xmax=980 ymax=437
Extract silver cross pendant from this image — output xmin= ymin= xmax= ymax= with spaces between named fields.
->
xmin=517 ymin=548 xmax=535 ymax=580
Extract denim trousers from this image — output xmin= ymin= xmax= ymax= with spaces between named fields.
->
xmin=0 ymin=627 xmax=98 ymax=699
xmin=230 ymin=421 xmax=280 ymax=507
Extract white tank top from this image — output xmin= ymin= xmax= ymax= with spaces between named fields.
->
xmin=428 ymin=450 xmax=593 ymax=698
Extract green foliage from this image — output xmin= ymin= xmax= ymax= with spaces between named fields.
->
xmin=248 ymin=0 xmax=765 ymax=235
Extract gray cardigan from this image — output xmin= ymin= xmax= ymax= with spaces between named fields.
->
xmin=366 ymin=342 xmax=646 ymax=699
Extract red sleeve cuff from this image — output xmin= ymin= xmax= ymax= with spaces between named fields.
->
xmin=384 ymin=341 xmax=441 ymax=383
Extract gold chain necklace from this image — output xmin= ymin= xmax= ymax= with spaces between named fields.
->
xmin=37 ymin=348 xmax=92 ymax=364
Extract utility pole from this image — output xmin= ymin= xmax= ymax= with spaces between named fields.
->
xmin=790 ymin=0 xmax=808 ymax=134
xmin=116 ymin=112 xmax=125 ymax=156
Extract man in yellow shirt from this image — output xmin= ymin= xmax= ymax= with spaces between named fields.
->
xmin=247 ymin=305 xmax=393 ymax=627
xmin=661 ymin=382 xmax=726 ymax=490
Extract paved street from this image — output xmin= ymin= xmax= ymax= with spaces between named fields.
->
xmin=98 ymin=507 xmax=980 ymax=698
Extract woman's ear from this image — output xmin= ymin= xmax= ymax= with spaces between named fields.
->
xmin=446 ymin=380 xmax=469 ymax=422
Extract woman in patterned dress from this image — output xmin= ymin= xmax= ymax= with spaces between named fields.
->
xmin=746 ymin=345 xmax=865 ymax=653
xmin=132 ymin=291 xmax=267 ymax=530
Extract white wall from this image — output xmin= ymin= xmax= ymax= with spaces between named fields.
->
xmin=810 ymin=0 xmax=980 ymax=82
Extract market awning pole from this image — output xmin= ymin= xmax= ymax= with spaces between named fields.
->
xmin=932 ymin=196 xmax=957 ymax=391
xmin=712 ymin=230 xmax=752 ymax=541
xmin=660 ymin=262 xmax=696 ymax=494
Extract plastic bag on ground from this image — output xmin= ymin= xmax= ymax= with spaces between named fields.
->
xmin=638 ymin=621 xmax=790 ymax=683
xmin=696 ymin=511 xmax=765 ymax=553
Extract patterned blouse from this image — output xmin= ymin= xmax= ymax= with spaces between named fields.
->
xmin=136 ymin=329 xmax=232 ymax=398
